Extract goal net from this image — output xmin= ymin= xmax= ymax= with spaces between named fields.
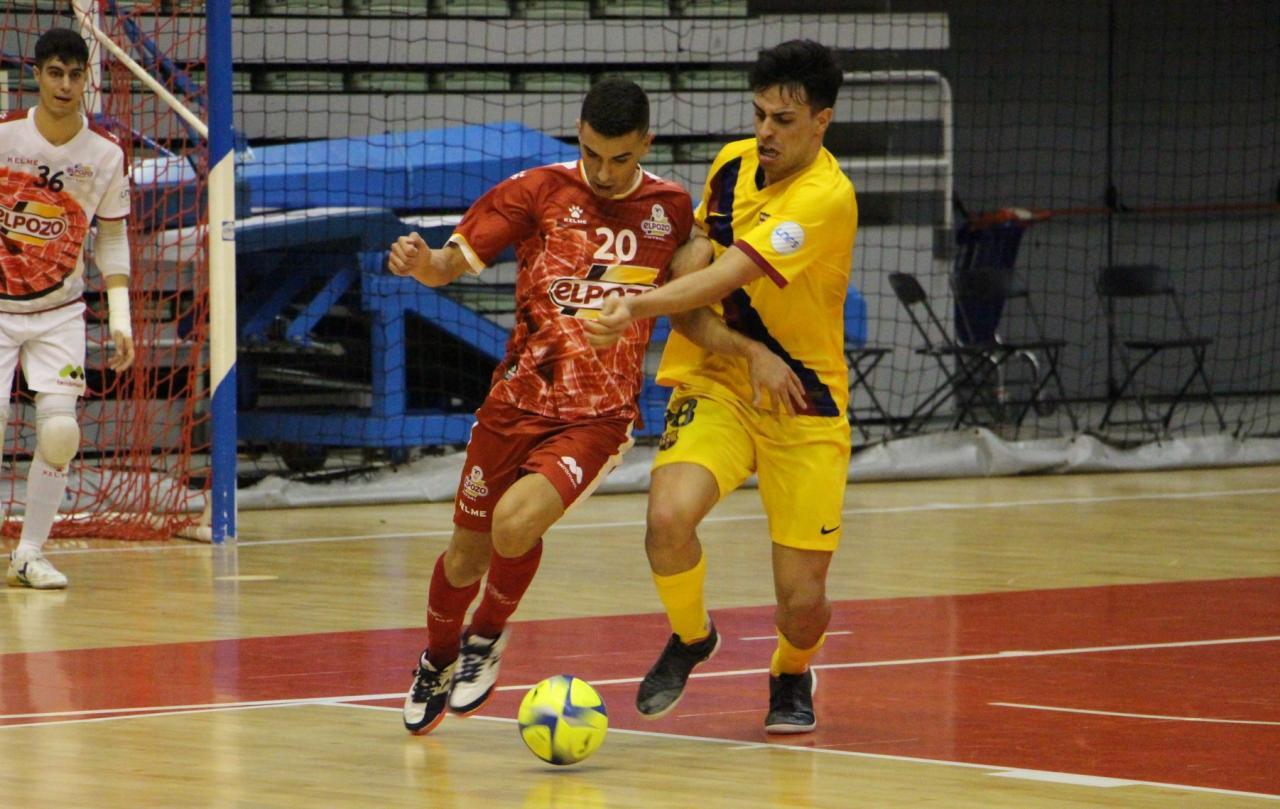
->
xmin=0 ymin=1 xmax=210 ymax=539
xmin=228 ymin=4 xmax=1277 ymax=498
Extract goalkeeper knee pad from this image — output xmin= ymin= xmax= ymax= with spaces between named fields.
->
xmin=34 ymin=394 xmax=80 ymax=468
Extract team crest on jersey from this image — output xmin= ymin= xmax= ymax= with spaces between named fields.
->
xmin=548 ymin=263 xmax=658 ymax=319
xmin=461 ymin=465 xmax=489 ymax=499
xmin=640 ymin=203 xmax=673 ymax=239
xmin=563 ymin=204 xmax=588 ymax=226
xmin=0 ymin=199 xmax=68 ymax=246
xmin=64 ymin=164 xmax=95 ymax=180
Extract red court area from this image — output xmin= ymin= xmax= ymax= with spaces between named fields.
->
xmin=3 ymin=577 xmax=1278 ymax=796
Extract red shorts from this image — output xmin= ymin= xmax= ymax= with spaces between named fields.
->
xmin=453 ymin=398 xmax=635 ymax=532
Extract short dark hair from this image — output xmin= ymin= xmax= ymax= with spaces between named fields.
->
xmin=34 ymin=28 xmax=90 ymax=69
xmin=580 ymin=77 xmax=650 ymax=138
xmin=749 ymin=40 xmax=843 ymax=111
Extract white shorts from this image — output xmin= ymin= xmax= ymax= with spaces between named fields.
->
xmin=0 ymin=302 xmax=87 ymax=397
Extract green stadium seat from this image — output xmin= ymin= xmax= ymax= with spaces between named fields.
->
xmin=518 ymin=72 xmax=592 ymax=92
xmin=433 ymin=71 xmax=511 ymax=92
xmin=349 ymin=71 xmax=432 ymax=93
xmin=513 ymin=0 xmax=592 ymax=18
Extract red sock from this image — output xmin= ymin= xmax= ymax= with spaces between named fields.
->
xmin=425 ymin=553 xmax=481 ymax=669
xmin=468 ymin=540 xmax=543 ymax=639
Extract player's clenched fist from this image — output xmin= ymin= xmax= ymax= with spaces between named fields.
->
xmin=583 ymin=296 xmax=634 ymax=350
xmin=388 ymin=232 xmax=430 ymax=277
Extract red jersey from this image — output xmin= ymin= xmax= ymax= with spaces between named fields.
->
xmin=448 ymin=160 xmax=692 ymax=421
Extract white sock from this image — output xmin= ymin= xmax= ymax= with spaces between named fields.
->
xmin=17 ymin=455 xmax=67 ymax=557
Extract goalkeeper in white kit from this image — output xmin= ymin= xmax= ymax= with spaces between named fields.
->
xmin=0 ymin=27 xmax=135 ymax=588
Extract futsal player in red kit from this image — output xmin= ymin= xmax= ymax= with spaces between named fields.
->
xmin=389 ymin=79 xmax=693 ymax=734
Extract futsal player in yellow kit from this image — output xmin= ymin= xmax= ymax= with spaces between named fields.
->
xmin=585 ymin=39 xmax=856 ymax=732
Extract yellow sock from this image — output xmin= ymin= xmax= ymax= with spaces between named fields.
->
xmin=770 ymin=630 xmax=825 ymax=676
xmin=651 ymin=555 xmax=709 ymax=644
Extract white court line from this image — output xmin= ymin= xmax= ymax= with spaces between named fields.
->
xmin=11 ymin=633 xmax=1274 ymax=727
xmin=35 ymin=485 xmax=1280 ymax=556
xmin=0 ymin=700 xmax=322 ymax=729
xmin=988 ymin=770 xmax=1139 ymax=788
xmin=0 ymin=693 xmax=399 ymax=725
xmin=740 ymin=630 xmax=851 ymax=641
xmin=487 ymin=632 xmax=1280 ymax=693
xmin=992 ymin=702 xmax=1280 ymax=727
xmin=332 ymin=703 xmax=1280 ymax=802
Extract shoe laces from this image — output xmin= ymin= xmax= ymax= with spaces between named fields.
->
xmin=410 ymin=663 xmax=451 ymax=701
xmin=454 ymin=639 xmax=494 ymax=684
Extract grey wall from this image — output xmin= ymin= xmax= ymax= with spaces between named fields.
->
xmin=936 ymin=0 xmax=1279 ymax=399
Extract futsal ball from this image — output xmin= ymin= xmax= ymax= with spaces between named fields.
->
xmin=517 ymin=674 xmax=608 ymax=765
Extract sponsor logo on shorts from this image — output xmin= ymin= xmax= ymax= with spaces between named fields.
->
xmin=558 ymin=455 xmax=584 ymax=487
xmin=640 ymin=203 xmax=673 ymax=239
xmin=819 ymin=525 xmax=839 ymax=535
xmin=58 ymin=364 xmax=85 ymax=381
xmin=461 ymin=465 xmax=489 ymax=499
xmin=459 ymin=501 xmax=488 ymax=518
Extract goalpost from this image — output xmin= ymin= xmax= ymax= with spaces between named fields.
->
xmin=0 ymin=1 xmax=235 ymax=542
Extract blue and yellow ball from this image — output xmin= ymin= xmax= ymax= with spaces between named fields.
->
xmin=517 ymin=675 xmax=608 ymax=765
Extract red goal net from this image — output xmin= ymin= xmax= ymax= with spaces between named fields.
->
xmin=1 ymin=2 xmax=209 ymax=540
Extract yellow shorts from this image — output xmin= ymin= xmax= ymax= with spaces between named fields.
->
xmin=653 ymin=385 xmax=852 ymax=551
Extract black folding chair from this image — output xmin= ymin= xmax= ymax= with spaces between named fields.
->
xmin=888 ymin=271 xmax=1074 ymax=437
xmin=846 ymin=345 xmax=893 ymax=441
xmin=952 ymin=264 xmax=1077 ymax=430
xmin=842 ymin=285 xmax=894 ymax=441
xmin=1096 ymin=264 xmax=1228 ymax=437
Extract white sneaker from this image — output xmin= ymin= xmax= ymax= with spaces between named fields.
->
xmin=403 ymin=654 xmax=456 ymax=735
xmin=448 ymin=630 xmax=510 ymax=715
xmin=7 ymin=551 xmax=68 ymax=590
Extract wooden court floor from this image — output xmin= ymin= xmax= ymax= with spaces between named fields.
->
xmin=2 ymin=465 xmax=1279 ymax=807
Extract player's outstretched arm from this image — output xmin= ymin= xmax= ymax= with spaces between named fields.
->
xmin=668 ymin=231 xmax=714 ymax=279
xmin=387 ymin=232 xmax=469 ymax=287
xmin=584 ymin=245 xmax=762 ymax=349
xmin=671 ymin=309 xmax=805 ymax=414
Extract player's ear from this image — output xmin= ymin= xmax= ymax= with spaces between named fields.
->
xmin=814 ymin=107 xmax=833 ymax=137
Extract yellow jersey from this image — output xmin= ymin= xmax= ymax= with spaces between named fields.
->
xmin=657 ymin=138 xmax=857 ymax=416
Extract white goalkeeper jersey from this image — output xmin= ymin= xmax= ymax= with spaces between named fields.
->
xmin=0 ymin=107 xmax=130 ymax=314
